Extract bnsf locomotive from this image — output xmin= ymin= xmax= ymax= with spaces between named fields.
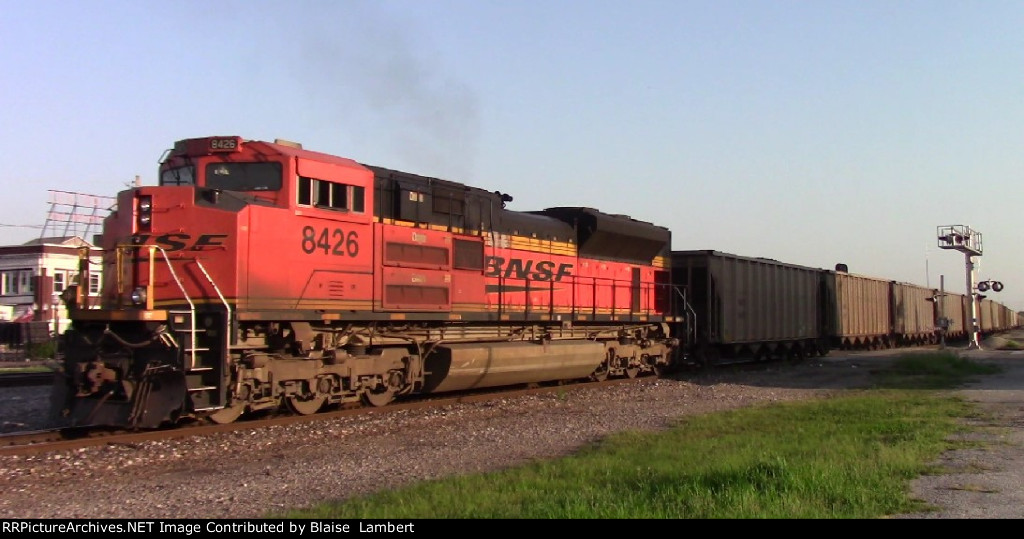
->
xmin=52 ymin=136 xmax=681 ymax=428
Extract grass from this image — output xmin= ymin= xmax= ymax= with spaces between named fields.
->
xmin=277 ymin=351 xmax=998 ymax=519
xmin=869 ymin=351 xmax=1002 ymax=389
xmin=0 ymin=364 xmax=54 ymax=373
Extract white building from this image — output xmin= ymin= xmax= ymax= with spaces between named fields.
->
xmin=0 ymin=236 xmax=103 ymax=334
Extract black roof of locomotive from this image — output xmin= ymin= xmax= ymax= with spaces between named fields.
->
xmin=538 ymin=207 xmax=671 ymax=263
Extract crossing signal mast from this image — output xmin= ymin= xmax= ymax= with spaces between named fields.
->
xmin=937 ymin=225 xmax=1003 ymax=349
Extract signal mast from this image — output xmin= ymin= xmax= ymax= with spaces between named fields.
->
xmin=936 ymin=225 xmax=1003 ymax=350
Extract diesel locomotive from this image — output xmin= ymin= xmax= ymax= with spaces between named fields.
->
xmin=51 ymin=136 xmax=682 ymax=428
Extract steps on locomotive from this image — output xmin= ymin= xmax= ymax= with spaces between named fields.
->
xmin=168 ymin=309 xmax=228 ymax=411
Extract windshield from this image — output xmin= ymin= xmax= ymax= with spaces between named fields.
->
xmin=160 ymin=166 xmax=195 ymax=186
xmin=205 ymin=162 xmax=282 ymax=191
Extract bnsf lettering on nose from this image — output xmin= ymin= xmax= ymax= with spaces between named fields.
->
xmin=131 ymin=234 xmax=228 ymax=251
xmin=484 ymin=256 xmax=573 ymax=281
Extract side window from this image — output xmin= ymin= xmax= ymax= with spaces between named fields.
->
xmin=2 ymin=270 xmax=35 ymax=295
xmin=298 ymin=176 xmax=366 ymax=214
xmin=53 ymin=272 xmax=65 ymax=293
xmin=1 ymin=271 xmax=13 ymax=295
xmin=89 ymin=273 xmax=101 ymax=295
xmin=298 ymin=176 xmax=312 ymax=205
xmin=316 ymin=181 xmax=332 ymax=208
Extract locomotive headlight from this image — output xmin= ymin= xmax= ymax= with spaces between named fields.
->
xmin=136 ymin=195 xmax=153 ymax=230
xmin=130 ymin=287 xmax=147 ymax=306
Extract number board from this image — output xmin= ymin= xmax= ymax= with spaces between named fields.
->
xmin=208 ymin=137 xmax=241 ymax=152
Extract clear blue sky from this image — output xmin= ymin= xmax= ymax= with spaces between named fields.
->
xmin=1 ymin=1 xmax=1021 ymax=310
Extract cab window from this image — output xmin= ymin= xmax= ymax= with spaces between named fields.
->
xmin=160 ymin=166 xmax=195 ymax=186
xmin=298 ymin=176 xmax=365 ymax=213
xmin=205 ymin=162 xmax=282 ymax=191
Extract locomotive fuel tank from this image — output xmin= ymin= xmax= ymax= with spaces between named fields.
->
xmin=422 ymin=340 xmax=607 ymax=393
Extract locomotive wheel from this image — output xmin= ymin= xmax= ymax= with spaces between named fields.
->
xmin=287 ymin=395 xmax=326 ymax=415
xmin=208 ymin=403 xmax=245 ymax=424
xmin=362 ymin=387 xmax=395 ymax=407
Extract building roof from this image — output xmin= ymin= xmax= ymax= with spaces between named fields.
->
xmin=20 ymin=236 xmax=95 ymax=248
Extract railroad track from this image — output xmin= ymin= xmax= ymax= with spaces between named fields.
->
xmin=0 ymin=376 xmax=646 ymax=457
xmin=0 ymin=371 xmax=54 ymax=387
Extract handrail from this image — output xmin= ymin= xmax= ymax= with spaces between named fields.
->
xmin=193 ymin=259 xmax=232 ymax=362
xmin=152 ymin=246 xmax=198 ymax=370
xmin=673 ymin=285 xmax=697 ymax=345
xmin=116 ymin=244 xmax=197 ymax=368
xmin=486 ymin=272 xmax=673 ymax=321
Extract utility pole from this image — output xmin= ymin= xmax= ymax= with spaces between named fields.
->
xmin=939 ymin=275 xmax=946 ymax=350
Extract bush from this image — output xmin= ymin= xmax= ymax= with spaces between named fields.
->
xmin=28 ymin=340 xmax=57 ymax=360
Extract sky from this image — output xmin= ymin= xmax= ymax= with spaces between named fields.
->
xmin=0 ymin=1 xmax=1021 ymax=310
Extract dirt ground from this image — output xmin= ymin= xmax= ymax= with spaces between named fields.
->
xmin=887 ymin=330 xmax=1024 ymax=519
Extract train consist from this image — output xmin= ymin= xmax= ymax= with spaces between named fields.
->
xmin=51 ymin=136 xmax=680 ymax=428
xmin=672 ymin=250 xmax=1020 ymax=365
xmin=50 ymin=135 xmax=1020 ymax=429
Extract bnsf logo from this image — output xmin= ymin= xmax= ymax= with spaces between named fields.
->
xmin=484 ymin=256 xmax=573 ymax=282
xmin=131 ymin=233 xmax=228 ymax=251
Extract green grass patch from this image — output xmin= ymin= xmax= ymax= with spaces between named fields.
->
xmin=278 ymin=352 xmax=993 ymax=519
xmin=870 ymin=351 xmax=1001 ymax=389
xmin=0 ymin=364 xmax=54 ymax=373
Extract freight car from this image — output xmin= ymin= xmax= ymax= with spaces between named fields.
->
xmin=669 ymin=251 xmax=1020 ymax=366
xmin=825 ymin=272 xmax=940 ymax=349
xmin=978 ymin=298 xmax=1018 ymax=335
xmin=51 ymin=136 xmax=681 ymax=428
xmin=931 ymin=292 xmax=1018 ymax=342
xmin=670 ymin=251 xmax=830 ymax=365
xmin=826 ymin=270 xmax=892 ymax=350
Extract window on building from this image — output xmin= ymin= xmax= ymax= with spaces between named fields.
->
xmin=2 ymin=269 xmax=34 ymax=296
xmin=22 ymin=271 xmax=33 ymax=294
xmin=298 ymin=176 xmax=365 ymax=213
xmin=53 ymin=272 xmax=65 ymax=293
xmin=89 ymin=273 xmax=101 ymax=295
